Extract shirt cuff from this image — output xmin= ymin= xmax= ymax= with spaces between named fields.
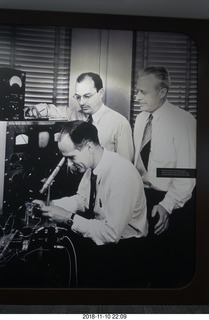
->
xmin=159 ymin=198 xmax=175 ymax=214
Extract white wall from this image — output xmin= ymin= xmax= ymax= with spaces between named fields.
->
xmin=69 ymin=28 xmax=133 ymax=119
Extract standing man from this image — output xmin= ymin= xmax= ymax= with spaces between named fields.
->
xmin=34 ymin=120 xmax=148 ymax=287
xmin=133 ymin=66 xmax=196 ymax=286
xmin=72 ymin=72 xmax=134 ymax=162
xmin=25 ymin=72 xmax=134 ymax=162
xmin=26 ymin=72 xmax=134 ymax=196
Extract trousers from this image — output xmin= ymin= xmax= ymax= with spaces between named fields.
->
xmin=67 ymin=230 xmax=149 ymax=288
xmin=144 ymin=187 xmax=196 ymax=288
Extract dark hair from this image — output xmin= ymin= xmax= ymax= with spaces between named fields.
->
xmin=59 ymin=120 xmax=100 ymax=149
xmin=139 ymin=66 xmax=171 ymax=91
xmin=76 ymin=72 xmax=103 ymax=92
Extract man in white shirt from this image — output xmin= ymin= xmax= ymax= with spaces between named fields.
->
xmin=26 ymin=72 xmax=134 ymax=197
xmin=34 ymin=120 xmax=148 ymax=287
xmin=133 ymin=66 xmax=196 ymax=287
xmin=71 ymin=72 xmax=134 ymax=162
xmin=25 ymin=72 xmax=134 ymax=162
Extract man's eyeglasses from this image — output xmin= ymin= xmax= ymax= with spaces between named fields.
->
xmin=73 ymin=91 xmax=97 ymax=102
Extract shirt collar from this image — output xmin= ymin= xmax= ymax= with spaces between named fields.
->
xmin=77 ymin=104 xmax=106 ymax=124
xmin=92 ymin=104 xmax=106 ymax=124
xmin=150 ymin=99 xmax=168 ymax=121
xmin=93 ymin=148 xmax=109 ymax=177
xmin=77 ymin=109 xmax=88 ymax=120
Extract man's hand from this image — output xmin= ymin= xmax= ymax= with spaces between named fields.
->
xmin=24 ymin=106 xmax=40 ymax=118
xmin=24 ymin=103 xmax=49 ymax=118
xmin=41 ymin=205 xmax=72 ymax=223
xmin=32 ymin=200 xmax=73 ymax=223
xmin=32 ymin=199 xmax=46 ymax=209
xmin=151 ymin=204 xmax=170 ymax=235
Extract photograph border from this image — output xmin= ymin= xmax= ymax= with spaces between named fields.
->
xmin=0 ymin=8 xmax=208 ymax=305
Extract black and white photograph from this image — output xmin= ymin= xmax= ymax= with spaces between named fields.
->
xmin=0 ymin=25 xmax=197 ymax=290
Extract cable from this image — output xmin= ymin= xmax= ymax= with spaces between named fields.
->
xmin=22 ymin=247 xmax=51 ymax=262
xmin=59 ymin=235 xmax=78 ymax=287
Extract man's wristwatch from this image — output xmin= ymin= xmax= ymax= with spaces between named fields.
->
xmin=67 ymin=213 xmax=75 ymax=227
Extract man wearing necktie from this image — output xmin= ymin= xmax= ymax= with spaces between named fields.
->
xmin=33 ymin=120 xmax=148 ymax=287
xmin=26 ymin=72 xmax=134 ymax=162
xmin=64 ymin=72 xmax=134 ymax=197
xmin=133 ymin=66 xmax=196 ymax=287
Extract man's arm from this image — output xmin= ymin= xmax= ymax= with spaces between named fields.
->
xmin=37 ymin=162 xmax=147 ymax=245
xmin=24 ymin=103 xmax=68 ymax=119
xmin=32 ymin=194 xmax=85 ymax=223
xmin=159 ymin=113 xmax=196 ymax=213
xmin=71 ymin=169 xmax=147 ymax=245
xmin=152 ymin=112 xmax=196 ymax=234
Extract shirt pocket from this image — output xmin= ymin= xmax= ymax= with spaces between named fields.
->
xmin=94 ymin=198 xmax=105 ymax=220
xmin=98 ymin=131 xmax=116 ymax=152
xmin=151 ymin=136 xmax=176 ymax=166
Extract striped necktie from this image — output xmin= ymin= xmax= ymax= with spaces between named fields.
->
xmin=140 ymin=113 xmax=153 ymax=170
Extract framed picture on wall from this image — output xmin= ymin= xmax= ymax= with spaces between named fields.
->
xmin=0 ymin=9 xmax=208 ymax=305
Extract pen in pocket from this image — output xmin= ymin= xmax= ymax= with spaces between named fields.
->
xmin=99 ymin=199 xmax=102 ymax=208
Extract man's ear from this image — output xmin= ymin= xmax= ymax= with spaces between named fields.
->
xmin=98 ymin=88 xmax=104 ymax=98
xmin=86 ymin=141 xmax=94 ymax=152
xmin=160 ymin=87 xmax=167 ymax=99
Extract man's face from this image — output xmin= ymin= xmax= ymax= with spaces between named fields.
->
xmin=136 ymin=74 xmax=166 ymax=112
xmin=58 ymin=134 xmax=93 ymax=173
xmin=74 ymin=77 xmax=104 ymax=115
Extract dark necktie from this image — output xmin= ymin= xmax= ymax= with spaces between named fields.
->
xmin=89 ymin=169 xmax=97 ymax=213
xmin=87 ymin=114 xmax=93 ymax=124
xmin=140 ymin=113 xmax=153 ymax=170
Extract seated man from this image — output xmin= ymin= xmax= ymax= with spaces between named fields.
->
xmin=34 ymin=120 xmax=148 ymax=287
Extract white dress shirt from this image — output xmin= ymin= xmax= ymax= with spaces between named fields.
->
xmin=54 ymin=149 xmax=148 ymax=245
xmin=68 ymin=104 xmax=134 ymax=162
xmin=134 ymin=100 xmax=196 ymax=213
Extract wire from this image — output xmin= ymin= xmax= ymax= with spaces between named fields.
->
xmin=22 ymin=247 xmax=51 ymax=261
xmin=4 ymin=213 xmax=15 ymax=233
xmin=61 ymin=246 xmax=73 ymax=287
xmin=60 ymin=235 xmax=78 ymax=287
xmin=0 ymin=248 xmax=21 ymax=266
